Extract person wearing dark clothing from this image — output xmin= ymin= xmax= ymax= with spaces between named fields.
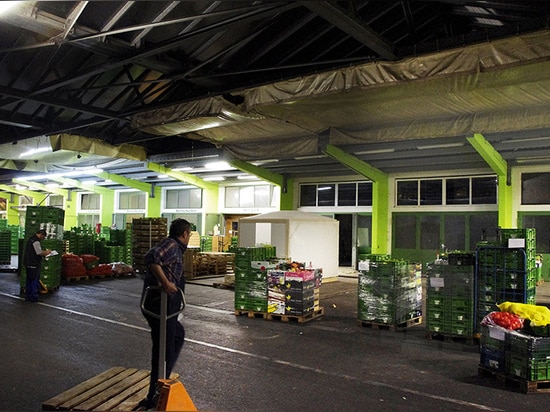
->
xmin=23 ymin=229 xmax=51 ymax=302
xmin=140 ymin=218 xmax=191 ymax=410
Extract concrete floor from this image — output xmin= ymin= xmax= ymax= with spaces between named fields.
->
xmin=1 ymin=270 xmax=550 ymax=411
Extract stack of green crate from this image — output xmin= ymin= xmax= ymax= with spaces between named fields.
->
xmin=0 ymin=229 xmax=11 ymax=265
xmin=475 ymin=228 xmax=537 ymax=335
xmin=200 ymin=236 xmax=213 ymax=252
xmin=233 ymin=246 xmax=277 ymax=312
xmin=64 ymin=226 xmax=97 ymax=256
xmin=40 ymin=238 xmax=63 ymax=289
xmin=480 ymin=323 xmax=550 ymax=382
xmin=358 ymin=259 xmax=421 ymax=325
xmin=92 ymin=229 xmax=132 ymax=265
xmin=9 ymin=225 xmax=21 ymax=254
xmin=426 ymin=262 xmax=475 ymax=337
xmin=506 ymin=331 xmax=550 ymax=381
xmin=21 ymin=206 xmax=65 ymax=291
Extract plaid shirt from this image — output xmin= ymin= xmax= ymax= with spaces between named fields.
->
xmin=144 ymin=237 xmax=187 ymax=285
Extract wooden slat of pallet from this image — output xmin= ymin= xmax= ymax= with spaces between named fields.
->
xmin=76 ymin=369 xmax=150 ymax=411
xmin=58 ymin=367 xmax=138 ymax=410
xmin=42 ymin=367 xmax=180 ymax=411
xmin=266 ymin=307 xmax=325 ymax=323
xmin=42 ymin=366 xmax=126 ymax=410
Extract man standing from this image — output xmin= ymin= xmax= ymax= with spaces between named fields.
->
xmin=23 ymin=229 xmax=51 ymax=302
xmin=140 ymin=218 xmax=191 ymax=410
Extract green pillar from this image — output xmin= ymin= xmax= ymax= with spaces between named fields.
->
xmin=322 ymin=144 xmax=389 ymax=255
xmin=146 ymin=187 xmax=162 ymax=217
xmin=467 ymin=133 xmax=513 ymax=228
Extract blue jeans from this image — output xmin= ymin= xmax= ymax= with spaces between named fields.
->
xmin=25 ymin=267 xmax=40 ymax=302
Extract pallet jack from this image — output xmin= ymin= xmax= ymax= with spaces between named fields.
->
xmin=141 ymin=286 xmax=197 ymax=411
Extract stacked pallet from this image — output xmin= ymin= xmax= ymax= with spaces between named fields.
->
xmin=358 ymin=257 xmax=422 ymax=329
xmin=131 ymin=218 xmax=167 ymax=274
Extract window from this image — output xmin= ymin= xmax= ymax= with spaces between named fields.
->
xmin=522 ymin=173 xmax=550 ymax=204
xmin=119 ymin=191 xmax=146 ymax=210
xmin=396 ymin=175 xmax=496 ymax=206
xmin=300 ymin=182 xmax=372 ymax=207
xmin=446 ymin=178 xmax=469 ymax=205
xmin=420 ymin=180 xmax=442 ymax=205
xmin=48 ymin=195 xmax=64 ymax=207
xmin=80 ymin=193 xmax=100 ymax=210
xmin=165 ymin=188 xmax=202 ymax=208
xmin=397 ymin=181 xmax=418 ymax=205
xmin=224 ymin=185 xmax=273 ymax=208
xmin=472 ymin=176 xmax=497 ymax=204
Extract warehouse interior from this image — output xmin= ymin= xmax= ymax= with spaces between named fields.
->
xmin=3 ymin=2 xmax=550 ymax=411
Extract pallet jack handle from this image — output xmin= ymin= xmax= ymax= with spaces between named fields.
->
xmin=141 ymin=285 xmax=186 ymax=380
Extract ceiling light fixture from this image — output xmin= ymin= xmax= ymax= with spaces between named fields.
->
xmin=0 ymin=2 xmax=21 ymax=15
xmin=203 ymin=176 xmax=225 ymax=181
xmin=416 ymin=143 xmax=464 ymax=150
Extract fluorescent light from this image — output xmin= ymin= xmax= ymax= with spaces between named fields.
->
xmin=46 ymin=183 xmax=59 ymax=188
xmin=157 ymin=174 xmax=169 ymax=178
xmin=205 ymin=161 xmax=233 ymax=171
xmin=416 ymin=143 xmax=464 ymax=150
xmin=203 ymin=176 xmax=225 ymax=181
xmin=172 ymin=166 xmax=193 ymax=172
xmin=355 ymin=148 xmax=395 ymax=155
xmin=237 ymin=174 xmax=260 ymax=180
xmin=19 ymin=146 xmax=52 ymax=158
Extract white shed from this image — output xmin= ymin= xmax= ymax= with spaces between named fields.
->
xmin=238 ymin=211 xmax=339 ymax=279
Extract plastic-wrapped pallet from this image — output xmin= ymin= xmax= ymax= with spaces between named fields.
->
xmin=358 ymin=258 xmax=421 ymax=326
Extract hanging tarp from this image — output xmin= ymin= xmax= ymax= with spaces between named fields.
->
xmin=130 ymin=30 xmax=550 ymax=158
xmin=49 ymin=134 xmax=146 ymax=161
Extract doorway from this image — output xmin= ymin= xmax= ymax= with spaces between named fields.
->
xmin=335 ymin=214 xmax=353 ymax=266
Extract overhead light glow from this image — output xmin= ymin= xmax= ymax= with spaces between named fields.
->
xmin=172 ymin=166 xmax=193 ymax=172
xmin=205 ymin=161 xmax=233 ymax=171
xmin=203 ymin=176 xmax=225 ymax=181
xmin=19 ymin=146 xmax=52 ymax=158
xmin=0 ymin=2 xmax=22 ymax=15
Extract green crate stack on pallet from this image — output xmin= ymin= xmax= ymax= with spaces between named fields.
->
xmin=40 ymin=238 xmax=64 ymax=290
xmin=357 ymin=259 xmax=421 ymax=325
xmin=233 ymin=246 xmax=277 ymax=313
xmin=9 ymin=225 xmax=21 ymax=254
xmin=426 ymin=261 xmax=475 ymax=337
xmin=21 ymin=206 xmax=65 ymax=291
xmin=0 ymin=229 xmax=11 ymax=265
xmin=475 ymin=228 xmax=537 ymax=335
xmin=94 ymin=229 xmax=133 ymax=265
xmin=480 ymin=323 xmax=550 ymax=383
xmin=200 ymin=236 xmax=213 ymax=252
xmin=64 ymin=226 xmax=97 ymax=256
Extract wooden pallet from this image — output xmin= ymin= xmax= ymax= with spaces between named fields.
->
xmin=42 ymin=367 xmax=151 ymax=411
xmin=478 ymin=366 xmax=550 ymax=394
xmin=266 ymin=307 xmax=325 ymax=323
xmin=234 ymin=310 xmax=268 ymax=319
xmin=358 ymin=316 xmax=422 ymax=332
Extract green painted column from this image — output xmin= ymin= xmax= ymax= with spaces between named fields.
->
xmin=101 ymin=191 xmax=115 ymax=227
xmin=146 ymin=187 xmax=162 ymax=217
xmin=466 ymin=133 xmax=513 ymax=228
xmin=322 ymin=144 xmax=389 ymax=255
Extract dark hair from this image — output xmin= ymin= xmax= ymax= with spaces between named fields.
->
xmin=169 ymin=218 xmax=191 ymax=238
xmin=36 ymin=229 xmax=47 ymax=236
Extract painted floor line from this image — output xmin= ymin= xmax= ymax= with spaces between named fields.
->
xmin=1 ymin=291 xmax=503 ymax=411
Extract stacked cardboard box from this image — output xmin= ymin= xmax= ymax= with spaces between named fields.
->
xmin=267 ymin=269 xmax=320 ymax=316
